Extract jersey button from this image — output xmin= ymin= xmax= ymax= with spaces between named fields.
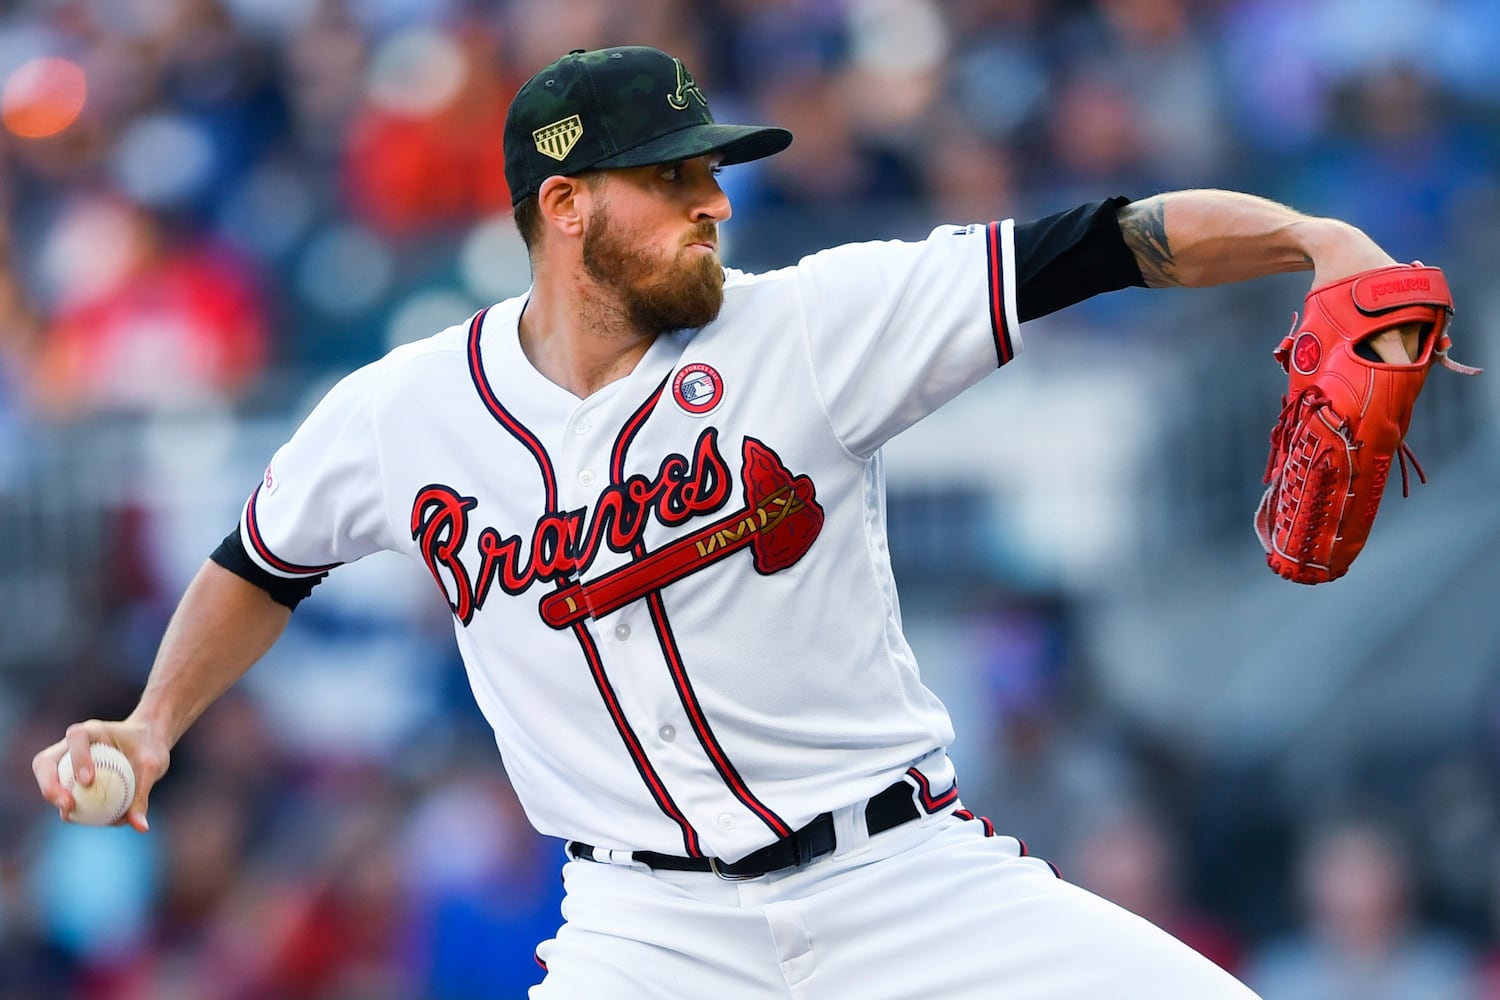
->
xmin=717 ymin=813 xmax=735 ymax=830
xmin=614 ymin=623 xmax=631 ymax=641
xmin=658 ymin=725 xmax=675 ymax=742
xmin=578 ymin=470 xmax=595 ymax=487
xmin=575 ymin=419 xmax=591 ymax=435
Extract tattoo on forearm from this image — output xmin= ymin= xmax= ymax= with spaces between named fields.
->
xmin=1119 ymin=199 xmax=1179 ymax=288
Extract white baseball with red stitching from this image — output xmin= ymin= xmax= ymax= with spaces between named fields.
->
xmin=57 ymin=743 xmax=136 ymax=826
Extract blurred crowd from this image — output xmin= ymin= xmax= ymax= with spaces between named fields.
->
xmin=2 ymin=0 xmax=1497 ymax=411
xmin=2 ymin=0 xmax=1500 ymax=997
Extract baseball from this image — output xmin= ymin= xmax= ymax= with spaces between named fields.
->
xmin=56 ymin=743 xmax=136 ymax=826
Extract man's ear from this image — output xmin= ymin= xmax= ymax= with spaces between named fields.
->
xmin=537 ymin=175 xmax=591 ymax=241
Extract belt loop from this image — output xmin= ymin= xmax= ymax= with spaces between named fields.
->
xmin=831 ymin=795 xmax=870 ymax=858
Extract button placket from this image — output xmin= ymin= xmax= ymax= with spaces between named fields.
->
xmin=559 ymin=404 xmax=606 ymax=510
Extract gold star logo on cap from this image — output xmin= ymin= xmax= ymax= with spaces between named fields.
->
xmin=533 ymin=115 xmax=584 ymax=161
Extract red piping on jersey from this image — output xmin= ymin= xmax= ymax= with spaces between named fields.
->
xmin=611 ymin=379 xmax=666 ymax=483
xmin=644 ymin=596 xmax=793 ymax=839
xmin=466 ymin=308 xmax=703 ymax=857
xmin=573 ymin=617 xmax=702 ymax=856
xmin=985 ymin=222 xmax=1014 ymax=367
xmin=244 ymin=484 xmax=342 ymax=575
xmin=906 ymin=766 xmax=960 ymax=812
xmin=954 ymin=808 xmax=995 ymax=837
xmin=466 ymin=308 xmax=557 ymax=512
xmin=612 ymin=382 xmax=795 ymax=840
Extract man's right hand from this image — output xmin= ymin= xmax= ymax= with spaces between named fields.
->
xmin=32 ymin=719 xmax=171 ymax=833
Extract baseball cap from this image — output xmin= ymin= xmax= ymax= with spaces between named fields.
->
xmin=503 ymin=46 xmax=793 ymax=206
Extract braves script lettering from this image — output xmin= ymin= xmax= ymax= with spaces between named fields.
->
xmin=411 ymin=428 xmax=732 ymax=624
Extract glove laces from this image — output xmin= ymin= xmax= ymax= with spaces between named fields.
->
xmin=1262 ymin=386 xmax=1334 ymax=486
xmin=1263 ymin=386 xmax=1428 ymax=499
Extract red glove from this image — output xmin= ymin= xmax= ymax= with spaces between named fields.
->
xmin=1256 ymin=263 xmax=1480 ymax=584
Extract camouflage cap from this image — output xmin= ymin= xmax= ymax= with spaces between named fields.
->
xmin=503 ymin=46 xmax=793 ymax=205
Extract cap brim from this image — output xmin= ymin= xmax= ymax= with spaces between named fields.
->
xmin=594 ymin=123 xmax=792 ymax=171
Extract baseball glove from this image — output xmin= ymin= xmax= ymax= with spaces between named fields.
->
xmin=1255 ymin=262 xmax=1480 ymax=585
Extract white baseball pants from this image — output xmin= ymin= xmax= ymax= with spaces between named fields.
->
xmin=531 ymin=802 xmax=1262 ymax=999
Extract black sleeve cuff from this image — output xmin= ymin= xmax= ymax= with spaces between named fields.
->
xmin=1013 ymin=195 xmax=1147 ymax=323
xmin=210 ymin=528 xmax=325 ymax=611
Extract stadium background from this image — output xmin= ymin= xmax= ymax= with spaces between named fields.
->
xmin=2 ymin=0 xmax=1499 ymax=997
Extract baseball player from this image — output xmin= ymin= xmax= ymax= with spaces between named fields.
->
xmin=35 ymin=45 xmax=1423 ymax=998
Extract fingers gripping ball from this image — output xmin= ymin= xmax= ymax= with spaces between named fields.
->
xmin=57 ymin=743 xmax=136 ymax=826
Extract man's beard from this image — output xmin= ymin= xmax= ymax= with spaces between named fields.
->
xmin=581 ymin=204 xmax=724 ymax=334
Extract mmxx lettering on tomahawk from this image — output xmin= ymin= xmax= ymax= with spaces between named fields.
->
xmin=540 ymin=437 xmax=824 ymax=628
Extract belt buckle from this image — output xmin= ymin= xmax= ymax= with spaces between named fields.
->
xmin=708 ymin=857 xmax=766 ymax=882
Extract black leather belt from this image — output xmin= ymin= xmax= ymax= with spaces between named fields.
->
xmin=567 ymin=779 xmax=923 ymax=880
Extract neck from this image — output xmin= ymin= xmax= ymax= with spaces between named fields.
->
xmin=519 ymin=266 xmax=658 ymax=398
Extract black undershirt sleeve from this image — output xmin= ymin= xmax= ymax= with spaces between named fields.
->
xmin=209 ymin=528 xmax=326 ymax=610
xmin=1012 ymin=195 xmax=1147 ymax=323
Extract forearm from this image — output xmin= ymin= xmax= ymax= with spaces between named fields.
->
xmin=1117 ymin=190 xmax=1393 ymax=289
xmin=128 ymin=558 xmax=291 ymax=746
xmin=1118 ymin=189 xmax=1417 ymax=360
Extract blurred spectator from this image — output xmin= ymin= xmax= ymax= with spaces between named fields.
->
xmin=399 ymin=763 xmax=564 ymax=999
xmin=29 ymin=193 xmax=269 ymax=415
xmin=1213 ymin=0 xmax=1343 ymax=158
xmin=1070 ymin=802 xmax=1245 ymax=976
xmin=0 ymin=334 xmax=33 ymax=489
xmin=279 ymin=0 xmax=369 ymax=157
xmin=919 ymin=115 xmax=1019 ymax=224
xmin=1246 ymin=810 xmax=1479 ymax=1000
xmin=753 ymin=65 xmax=923 ymax=213
xmin=1 ymin=708 xmax=84 ymax=1000
xmin=959 ymin=593 xmax=1142 ymax=866
xmin=1063 ymin=0 xmax=1231 ymax=187
xmin=1036 ymin=72 xmax=1149 ymax=206
xmin=946 ymin=0 xmax=1055 ymax=148
xmin=253 ymin=787 xmax=414 ymax=1000
xmin=1273 ymin=62 xmax=1494 ymax=260
xmin=342 ymin=24 xmax=514 ymax=235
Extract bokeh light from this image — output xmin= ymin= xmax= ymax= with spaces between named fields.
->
xmin=2 ymin=56 xmax=87 ymax=139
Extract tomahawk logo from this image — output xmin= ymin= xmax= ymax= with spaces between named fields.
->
xmin=540 ymin=437 xmax=823 ymax=628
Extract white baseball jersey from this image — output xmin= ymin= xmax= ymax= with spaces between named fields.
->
xmin=240 ymin=220 xmax=1021 ymax=862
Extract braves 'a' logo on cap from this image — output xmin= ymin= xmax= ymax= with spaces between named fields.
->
xmin=673 ymin=363 xmax=723 ymax=414
xmin=667 ymin=59 xmax=707 ymax=110
xmin=534 ymin=115 xmax=583 ymax=161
